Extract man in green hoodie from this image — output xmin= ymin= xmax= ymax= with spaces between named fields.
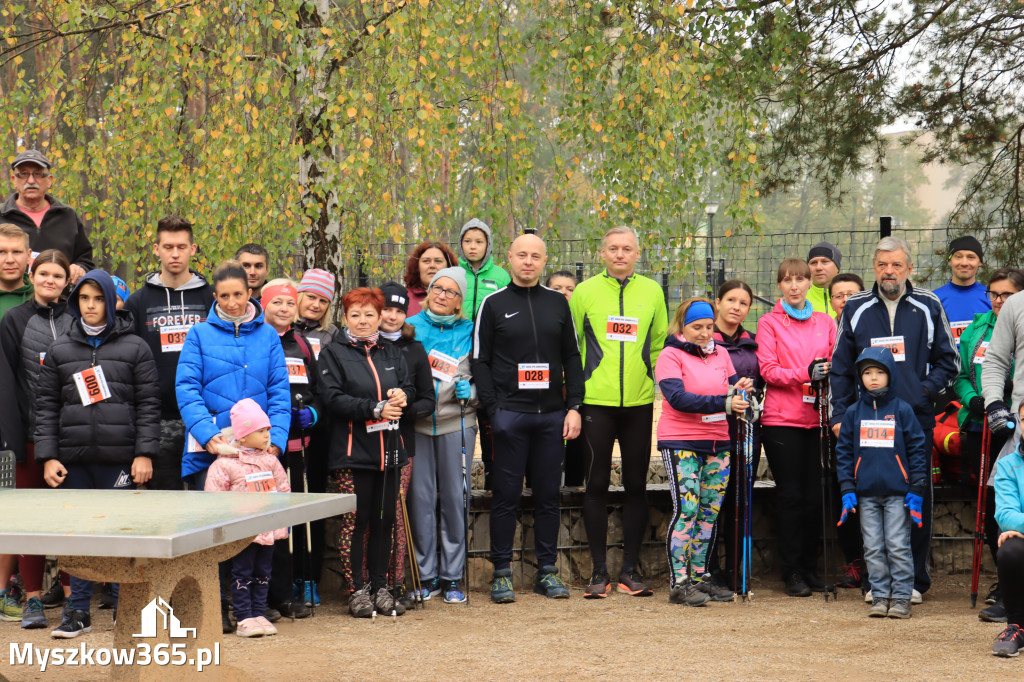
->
xmin=458 ymin=218 xmax=511 ymax=321
xmin=0 ymin=223 xmax=32 ymax=320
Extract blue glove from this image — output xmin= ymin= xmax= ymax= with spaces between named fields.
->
xmin=292 ymin=406 xmax=316 ymax=429
xmin=455 ymin=380 xmax=472 ymax=401
xmin=837 ymin=492 xmax=857 ymax=526
xmin=905 ymin=492 xmax=923 ymax=528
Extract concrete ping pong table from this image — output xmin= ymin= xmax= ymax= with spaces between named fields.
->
xmin=0 ymin=489 xmax=354 ymax=680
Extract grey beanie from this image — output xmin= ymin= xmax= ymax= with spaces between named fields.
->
xmin=808 ymin=241 xmax=842 ymax=269
xmin=429 ymin=267 xmax=468 ymax=300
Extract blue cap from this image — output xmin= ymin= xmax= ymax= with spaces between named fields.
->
xmin=111 ymin=276 xmax=130 ymax=303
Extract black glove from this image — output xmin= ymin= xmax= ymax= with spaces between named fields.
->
xmin=986 ymin=400 xmax=1015 ymax=434
xmin=968 ymin=396 xmax=985 ymax=418
xmin=807 ymin=358 xmax=830 ymax=383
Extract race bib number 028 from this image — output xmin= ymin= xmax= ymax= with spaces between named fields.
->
xmin=870 ymin=335 xmax=906 ymax=362
xmin=518 ymin=363 xmax=550 ymax=389
xmin=73 ymin=366 xmax=112 ymax=405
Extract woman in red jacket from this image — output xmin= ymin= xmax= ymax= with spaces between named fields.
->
xmin=755 ymin=258 xmax=837 ymax=598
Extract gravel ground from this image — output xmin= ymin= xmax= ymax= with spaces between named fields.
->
xmin=2 ymin=573 xmax=1021 ymax=681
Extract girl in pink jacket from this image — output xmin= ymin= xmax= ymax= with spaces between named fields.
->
xmin=656 ymin=298 xmax=751 ymax=607
xmin=205 ymin=398 xmax=291 ymax=637
xmin=755 ymin=258 xmax=836 ymax=598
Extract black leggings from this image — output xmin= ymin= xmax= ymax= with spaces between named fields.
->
xmin=351 ymin=468 xmax=398 ymax=591
xmin=582 ymin=404 xmax=653 ymax=574
xmin=762 ymin=425 xmax=823 ymax=579
xmin=998 ymin=537 xmax=1024 ymax=627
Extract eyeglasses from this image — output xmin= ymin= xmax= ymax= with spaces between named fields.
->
xmin=430 ymin=285 xmax=462 ymax=299
xmin=987 ymin=290 xmax=1014 ymax=303
xmin=13 ymin=170 xmax=50 ymax=180
xmin=830 ymin=292 xmax=857 ymax=302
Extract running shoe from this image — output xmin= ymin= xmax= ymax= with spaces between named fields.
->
xmin=669 ymin=579 xmax=710 ymax=607
xmin=40 ymin=581 xmax=64 ymax=609
xmin=51 ymin=603 xmax=91 ymax=639
xmin=979 ymin=600 xmax=1007 ymax=623
xmin=584 ymin=571 xmax=610 ymax=599
xmin=235 ymin=617 xmax=264 ymax=638
xmin=0 ymin=589 xmax=22 ymax=622
xmin=416 ymin=578 xmax=442 ymax=602
xmin=887 ymin=598 xmax=911 ymax=619
xmin=993 ymin=624 xmax=1024 ymax=657
xmin=534 ymin=566 xmax=569 ymax=599
xmin=785 ymin=573 xmax=812 ymax=598
xmin=868 ymin=598 xmax=890 ymax=618
xmin=443 ymin=581 xmax=467 ymax=604
xmin=911 ymin=589 xmax=923 ymax=605
xmin=802 ymin=572 xmax=827 ymax=593
xmin=694 ymin=576 xmax=735 ymax=602
xmin=617 ymin=570 xmax=653 ymax=597
xmin=21 ymin=597 xmax=46 ymax=629
xmin=255 ymin=616 xmax=277 ymax=636
xmin=491 ymin=569 xmax=515 ymax=604
xmin=348 ymin=584 xmax=373 ymax=618
xmin=374 ymin=587 xmax=405 ymax=616
xmin=836 ymin=560 xmax=864 ymax=589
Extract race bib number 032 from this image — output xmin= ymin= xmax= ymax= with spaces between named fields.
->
xmin=606 ymin=316 xmax=639 ymax=343
xmin=518 ymin=363 xmax=550 ymax=389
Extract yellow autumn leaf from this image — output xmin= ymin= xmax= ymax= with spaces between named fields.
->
xmin=346 ymin=107 xmax=357 ymax=117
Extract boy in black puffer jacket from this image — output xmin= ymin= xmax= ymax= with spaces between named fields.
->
xmin=34 ymin=269 xmax=161 ymax=639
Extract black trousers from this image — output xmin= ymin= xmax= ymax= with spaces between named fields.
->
xmin=350 ymin=468 xmax=397 ymax=591
xmin=762 ymin=426 xmax=823 ymax=580
xmin=581 ymin=404 xmax=653 ymax=574
xmin=999 ymin=537 xmax=1024 ymax=627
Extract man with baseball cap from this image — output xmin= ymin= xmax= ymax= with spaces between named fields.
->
xmin=807 ymin=241 xmax=841 ymax=319
xmin=933 ymin=235 xmax=990 ymax=348
xmin=1 ymin=150 xmax=94 ymax=284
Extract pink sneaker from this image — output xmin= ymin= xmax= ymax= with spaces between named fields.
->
xmin=235 ymin=617 xmax=264 ymax=637
xmin=255 ymin=616 xmax=277 ymax=635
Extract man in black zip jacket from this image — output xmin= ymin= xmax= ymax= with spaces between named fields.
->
xmin=472 ymin=233 xmax=584 ymax=603
xmin=124 ymin=216 xmax=213 ymax=489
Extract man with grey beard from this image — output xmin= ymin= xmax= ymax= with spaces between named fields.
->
xmin=829 ymin=236 xmax=958 ymax=603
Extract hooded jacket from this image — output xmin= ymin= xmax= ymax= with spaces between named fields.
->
xmin=124 ymin=271 xmax=213 ymax=419
xmin=0 ymin=275 xmax=33 ymax=319
xmin=175 ymin=300 xmax=291 ymax=478
xmin=835 ymin=347 xmax=928 ymax=498
xmin=655 ymin=334 xmax=739 ymax=444
xmin=204 ymin=445 xmax=291 ymax=545
xmin=318 ymin=332 xmax=415 ymax=471
xmin=953 ymin=310 xmax=1011 ymax=429
xmin=0 ymin=193 xmax=94 ymax=271
xmin=994 ymin=446 xmax=1024 ymax=534
xmin=0 ymin=298 xmax=74 ymax=459
xmin=408 ymin=311 xmax=475 ymax=436
xmin=570 ymin=271 xmax=668 ymax=408
xmin=755 ymin=300 xmax=836 ymax=429
xmin=33 ymin=270 xmax=161 ymax=466
xmin=714 ymin=325 xmax=762 ymax=455
xmin=457 ymin=219 xmax=511 ymax=320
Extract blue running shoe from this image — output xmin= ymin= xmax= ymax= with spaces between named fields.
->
xmin=444 ymin=581 xmax=467 ymax=604
xmin=534 ymin=566 xmax=569 ymax=599
xmin=490 ymin=569 xmax=515 ymax=603
xmin=21 ymin=597 xmax=46 ymax=629
xmin=416 ymin=578 xmax=442 ymax=601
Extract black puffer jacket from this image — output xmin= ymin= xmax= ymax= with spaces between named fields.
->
xmin=391 ymin=326 xmax=436 ymax=458
xmin=319 ymin=332 xmax=415 ymax=472
xmin=34 ymin=272 xmax=161 ymax=466
xmin=0 ymin=299 xmax=74 ymax=459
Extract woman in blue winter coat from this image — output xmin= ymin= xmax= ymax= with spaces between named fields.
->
xmin=175 ymin=260 xmax=291 ymax=489
xmin=406 ymin=267 xmax=477 ymax=604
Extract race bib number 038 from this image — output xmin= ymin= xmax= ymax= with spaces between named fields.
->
xmin=245 ymin=470 xmax=277 ymax=493
xmin=870 ymin=335 xmax=906 ymax=362
xmin=606 ymin=316 xmax=639 ymax=343
xmin=160 ymin=324 xmax=191 ymax=353
xmin=518 ymin=363 xmax=550 ymax=389
xmin=860 ymin=419 xmax=895 ymax=447
xmin=73 ymin=366 xmax=112 ymax=405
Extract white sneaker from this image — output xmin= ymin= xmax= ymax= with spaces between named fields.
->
xmin=864 ymin=590 xmax=873 ymax=604
xmin=911 ymin=589 xmax=923 ymax=605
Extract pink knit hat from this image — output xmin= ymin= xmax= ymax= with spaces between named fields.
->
xmin=299 ymin=268 xmax=336 ymax=301
xmin=230 ymin=398 xmax=272 ymax=442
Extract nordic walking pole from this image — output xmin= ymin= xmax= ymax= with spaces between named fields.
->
xmin=733 ymin=415 xmax=744 ymax=598
xmin=296 ymin=394 xmax=315 ymax=616
xmin=971 ymin=416 xmax=991 ymax=608
xmin=458 ymin=390 xmax=471 ymax=607
xmin=815 ymin=376 xmax=838 ymax=602
xmin=391 ymin=419 xmax=404 ymax=614
xmin=401 ymin=489 xmax=425 ymax=608
xmin=745 ymin=403 xmax=755 ymax=601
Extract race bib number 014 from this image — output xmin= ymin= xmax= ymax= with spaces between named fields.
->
xmin=518 ymin=363 xmax=550 ymax=389
xmin=860 ymin=419 xmax=895 ymax=447
xmin=73 ymin=366 xmax=112 ymax=405
xmin=870 ymin=335 xmax=906 ymax=362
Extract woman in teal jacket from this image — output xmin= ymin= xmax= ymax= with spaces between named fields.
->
xmin=175 ymin=261 xmax=291 ymax=487
xmin=991 ymin=428 xmax=1024 ymax=655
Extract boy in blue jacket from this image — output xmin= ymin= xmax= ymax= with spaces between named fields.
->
xmin=836 ymin=347 xmax=928 ymax=619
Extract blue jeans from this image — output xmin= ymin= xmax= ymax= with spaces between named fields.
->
xmin=860 ymin=495 xmax=913 ymax=600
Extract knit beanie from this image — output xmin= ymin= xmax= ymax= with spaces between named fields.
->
xmin=948 ymin=235 xmax=983 ymax=262
xmin=379 ymin=282 xmax=410 ymax=314
xmin=429 ymin=267 xmax=468 ymax=300
xmin=298 ymin=268 xmax=336 ymax=301
xmin=230 ymin=398 xmax=272 ymax=442
xmin=807 ymin=241 xmax=842 ymax=269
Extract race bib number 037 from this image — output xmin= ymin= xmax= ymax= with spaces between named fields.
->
xmin=286 ymin=357 xmax=309 ymax=384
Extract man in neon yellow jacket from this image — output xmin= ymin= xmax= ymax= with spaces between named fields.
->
xmin=570 ymin=225 xmax=667 ymax=599
xmin=806 ymin=241 xmax=840 ymax=319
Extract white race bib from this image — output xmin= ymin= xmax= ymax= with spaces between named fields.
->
xmin=606 ymin=316 xmax=639 ymax=343
xmin=870 ymin=335 xmax=906 ymax=362
xmin=518 ymin=363 xmax=550 ymax=389
xmin=974 ymin=341 xmax=989 ymax=365
xmin=701 ymin=412 xmax=726 ymax=423
xmin=245 ymin=470 xmax=277 ymax=493
xmin=860 ymin=419 xmax=896 ymax=448
xmin=950 ymin=321 xmax=970 ymax=347
xmin=160 ymin=324 xmax=192 ymax=353
xmin=73 ymin=366 xmax=111 ymax=405
xmin=366 ymin=418 xmax=390 ymax=433
xmin=309 ymin=337 xmax=322 ymax=359
xmin=186 ymin=432 xmax=205 ymax=453
xmin=286 ymin=357 xmax=309 ymax=384
xmin=428 ymin=349 xmax=459 ymax=383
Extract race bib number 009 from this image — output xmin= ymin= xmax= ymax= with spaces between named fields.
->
xmin=518 ymin=363 xmax=550 ymax=389
xmin=245 ymin=470 xmax=277 ymax=493
xmin=73 ymin=366 xmax=112 ymax=406
xmin=859 ymin=419 xmax=895 ymax=447
xmin=606 ymin=316 xmax=639 ymax=343
xmin=870 ymin=335 xmax=906 ymax=362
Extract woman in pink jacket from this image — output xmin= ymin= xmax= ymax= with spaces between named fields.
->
xmin=656 ymin=298 xmax=751 ymax=607
xmin=205 ymin=398 xmax=291 ymax=638
xmin=756 ymin=258 xmax=837 ymax=598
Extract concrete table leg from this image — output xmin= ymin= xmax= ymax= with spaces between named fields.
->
xmin=59 ymin=537 xmax=252 ymax=681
